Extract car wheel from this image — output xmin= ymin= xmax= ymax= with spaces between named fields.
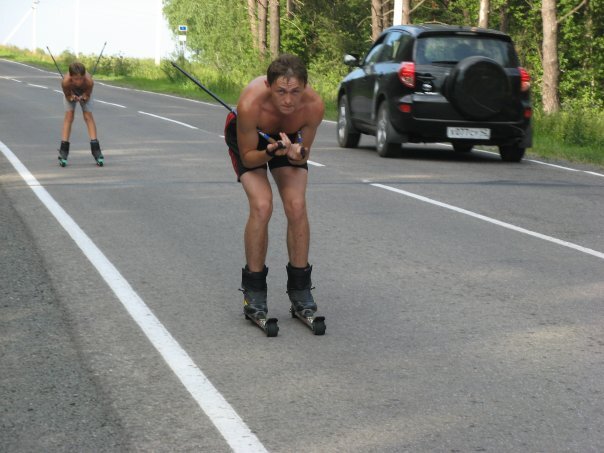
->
xmin=446 ymin=56 xmax=510 ymax=120
xmin=337 ymin=95 xmax=361 ymax=148
xmin=453 ymin=143 xmax=473 ymax=153
xmin=376 ymin=102 xmax=400 ymax=157
xmin=499 ymin=144 xmax=525 ymax=162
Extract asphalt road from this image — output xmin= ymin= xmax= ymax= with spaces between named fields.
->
xmin=1 ymin=58 xmax=603 ymax=452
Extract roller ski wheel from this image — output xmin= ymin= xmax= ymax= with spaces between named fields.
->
xmin=290 ymin=306 xmax=326 ymax=335
xmin=95 ymin=156 xmax=104 ymax=167
xmin=58 ymin=157 xmax=67 ymax=167
xmin=58 ymin=141 xmax=69 ymax=167
xmin=91 ymin=140 xmax=104 ymax=167
xmin=245 ymin=312 xmax=279 ymax=337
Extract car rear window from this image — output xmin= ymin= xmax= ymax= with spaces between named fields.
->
xmin=415 ymin=35 xmax=519 ymax=67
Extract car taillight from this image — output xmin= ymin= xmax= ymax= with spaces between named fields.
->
xmin=519 ymin=67 xmax=530 ymax=92
xmin=398 ymin=62 xmax=415 ymax=88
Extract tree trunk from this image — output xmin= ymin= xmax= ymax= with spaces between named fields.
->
xmin=499 ymin=0 xmax=510 ymax=33
xmin=247 ymin=0 xmax=258 ymax=50
xmin=541 ymin=0 xmax=560 ymax=113
xmin=269 ymin=0 xmax=280 ymax=59
xmin=402 ymin=0 xmax=410 ymax=24
xmin=371 ymin=0 xmax=382 ymax=40
xmin=478 ymin=0 xmax=489 ymax=28
xmin=258 ymin=0 xmax=268 ymax=57
xmin=286 ymin=0 xmax=295 ymax=17
xmin=382 ymin=0 xmax=392 ymax=28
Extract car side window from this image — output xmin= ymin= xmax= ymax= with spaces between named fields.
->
xmin=363 ymin=42 xmax=385 ymax=66
xmin=380 ymin=32 xmax=413 ymax=63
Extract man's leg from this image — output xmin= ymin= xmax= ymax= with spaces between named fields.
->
xmin=82 ymin=111 xmax=97 ymax=140
xmin=271 ymin=166 xmax=309 ymax=268
xmin=240 ymin=168 xmax=273 ymax=272
xmin=61 ymin=110 xmax=75 ymax=142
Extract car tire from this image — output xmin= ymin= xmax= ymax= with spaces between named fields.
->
xmin=446 ymin=56 xmax=510 ymax=120
xmin=337 ymin=95 xmax=361 ymax=148
xmin=453 ymin=143 xmax=473 ymax=153
xmin=376 ymin=102 xmax=400 ymax=157
xmin=499 ymin=144 xmax=525 ymax=162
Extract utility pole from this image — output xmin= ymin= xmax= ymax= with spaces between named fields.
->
xmin=155 ymin=0 xmax=162 ymax=65
xmin=74 ymin=0 xmax=80 ymax=56
xmin=393 ymin=0 xmax=403 ymax=25
xmin=31 ymin=0 xmax=40 ymax=51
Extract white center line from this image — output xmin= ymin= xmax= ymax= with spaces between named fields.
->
xmin=527 ymin=159 xmax=580 ymax=171
xmin=97 ymin=99 xmax=127 ymax=108
xmin=10 ymin=78 xmax=22 ymax=83
xmin=138 ymin=111 xmax=198 ymax=129
xmin=307 ymin=160 xmax=325 ymax=167
xmin=0 ymin=140 xmax=268 ymax=453
xmin=27 ymin=83 xmax=48 ymax=89
xmin=371 ymin=182 xmax=604 ymax=261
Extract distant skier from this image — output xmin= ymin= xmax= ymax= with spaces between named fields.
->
xmin=58 ymin=62 xmax=103 ymax=166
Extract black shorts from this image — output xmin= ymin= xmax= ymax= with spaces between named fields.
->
xmin=224 ymin=111 xmax=308 ymax=182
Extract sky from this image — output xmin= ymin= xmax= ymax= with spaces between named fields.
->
xmin=0 ymin=0 xmax=179 ymax=59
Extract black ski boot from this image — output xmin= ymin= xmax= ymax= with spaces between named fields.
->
xmin=241 ymin=266 xmax=278 ymax=336
xmin=241 ymin=265 xmax=269 ymax=319
xmin=90 ymin=139 xmax=104 ymax=166
xmin=287 ymin=263 xmax=317 ymax=316
xmin=58 ymin=140 xmax=69 ymax=167
xmin=287 ymin=263 xmax=325 ymax=335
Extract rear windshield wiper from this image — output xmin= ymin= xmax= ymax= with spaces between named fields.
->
xmin=429 ymin=60 xmax=459 ymax=64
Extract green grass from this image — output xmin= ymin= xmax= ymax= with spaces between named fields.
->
xmin=2 ymin=45 xmax=601 ymax=168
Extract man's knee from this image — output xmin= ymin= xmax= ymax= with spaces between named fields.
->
xmin=283 ymin=197 xmax=307 ymax=221
xmin=83 ymin=112 xmax=95 ymax=122
xmin=64 ymin=111 xmax=75 ymax=122
xmin=249 ymin=197 xmax=273 ymax=223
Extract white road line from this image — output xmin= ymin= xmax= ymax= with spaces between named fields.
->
xmin=54 ymin=89 xmax=63 ymax=94
xmin=138 ymin=111 xmax=198 ymax=129
xmin=370 ymin=182 xmax=604 ymax=261
xmin=0 ymin=140 xmax=268 ymax=453
xmin=308 ymin=160 xmax=325 ymax=167
xmin=0 ymin=58 xmax=57 ymax=75
xmin=11 ymin=78 xmax=22 ymax=83
xmin=98 ymin=82 xmax=220 ymax=108
xmin=527 ymin=159 xmax=580 ymax=171
xmin=27 ymin=83 xmax=48 ymax=89
xmin=584 ymin=171 xmax=604 ymax=178
xmin=97 ymin=99 xmax=127 ymax=108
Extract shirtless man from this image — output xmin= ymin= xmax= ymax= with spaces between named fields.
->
xmin=224 ymin=54 xmax=325 ymax=320
xmin=58 ymin=62 xmax=104 ymax=166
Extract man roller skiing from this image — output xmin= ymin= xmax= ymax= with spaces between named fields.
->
xmin=225 ymin=54 xmax=324 ymax=327
xmin=58 ymin=62 xmax=104 ymax=166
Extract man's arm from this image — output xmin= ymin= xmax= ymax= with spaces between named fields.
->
xmin=81 ymin=74 xmax=93 ymax=101
xmin=237 ymin=105 xmax=287 ymax=168
xmin=289 ymin=95 xmax=325 ymax=166
xmin=61 ymin=76 xmax=76 ymax=101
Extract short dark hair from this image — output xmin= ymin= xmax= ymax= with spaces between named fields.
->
xmin=267 ymin=54 xmax=307 ymax=86
xmin=68 ymin=62 xmax=86 ymax=76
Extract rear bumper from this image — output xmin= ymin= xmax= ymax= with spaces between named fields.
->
xmin=391 ymin=94 xmax=532 ymax=147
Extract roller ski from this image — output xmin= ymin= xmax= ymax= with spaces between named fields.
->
xmin=90 ymin=139 xmax=104 ymax=166
xmin=57 ymin=140 xmax=69 ymax=167
xmin=241 ymin=266 xmax=279 ymax=337
xmin=287 ymin=264 xmax=326 ymax=335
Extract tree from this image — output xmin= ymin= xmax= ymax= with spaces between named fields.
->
xmin=247 ymin=0 xmax=258 ymax=50
xmin=269 ymin=0 xmax=280 ymax=58
xmin=258 ymin=0 xmax=268 ymax=57
xmin=478 ymin=0 xmax=490 ymax=28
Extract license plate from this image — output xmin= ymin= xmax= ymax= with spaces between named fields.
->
xmin=447 ymin=127 xmax=491 ymax=140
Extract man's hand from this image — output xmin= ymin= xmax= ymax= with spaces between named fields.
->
xmin=276 ymin=132 xmax=306 ymax=161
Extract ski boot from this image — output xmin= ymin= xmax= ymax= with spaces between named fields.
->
xmin=90 ymin=139 xmax=104 ymax=166
xmin=58 ymin=140 xmax=69 ymax=167
xmin=287 ymin=263 xmax=325 ymax=335
xmin=241 ymin=265 xmax=278 ymax=337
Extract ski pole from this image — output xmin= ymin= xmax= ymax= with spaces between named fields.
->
xmin=46 ymin=46 xmax=63 ymax=78
xmin=92 ymin=41 xmax=107 ymax=76
xmin=170 ymin=61 xmax=305 ymax=157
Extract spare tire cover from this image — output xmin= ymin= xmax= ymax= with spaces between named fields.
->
xmin=446 ymin=56 xmax=510 ymax=120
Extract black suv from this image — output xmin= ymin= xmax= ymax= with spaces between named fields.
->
xmin=337 ymin=24 xmax=532 ymax=161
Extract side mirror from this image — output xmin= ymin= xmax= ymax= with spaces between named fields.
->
xmin=343 ymin=54 xmax=359 ymax=67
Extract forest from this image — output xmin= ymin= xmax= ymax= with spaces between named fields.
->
xmin=162 ymin=0 xmax=604 ymax=114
